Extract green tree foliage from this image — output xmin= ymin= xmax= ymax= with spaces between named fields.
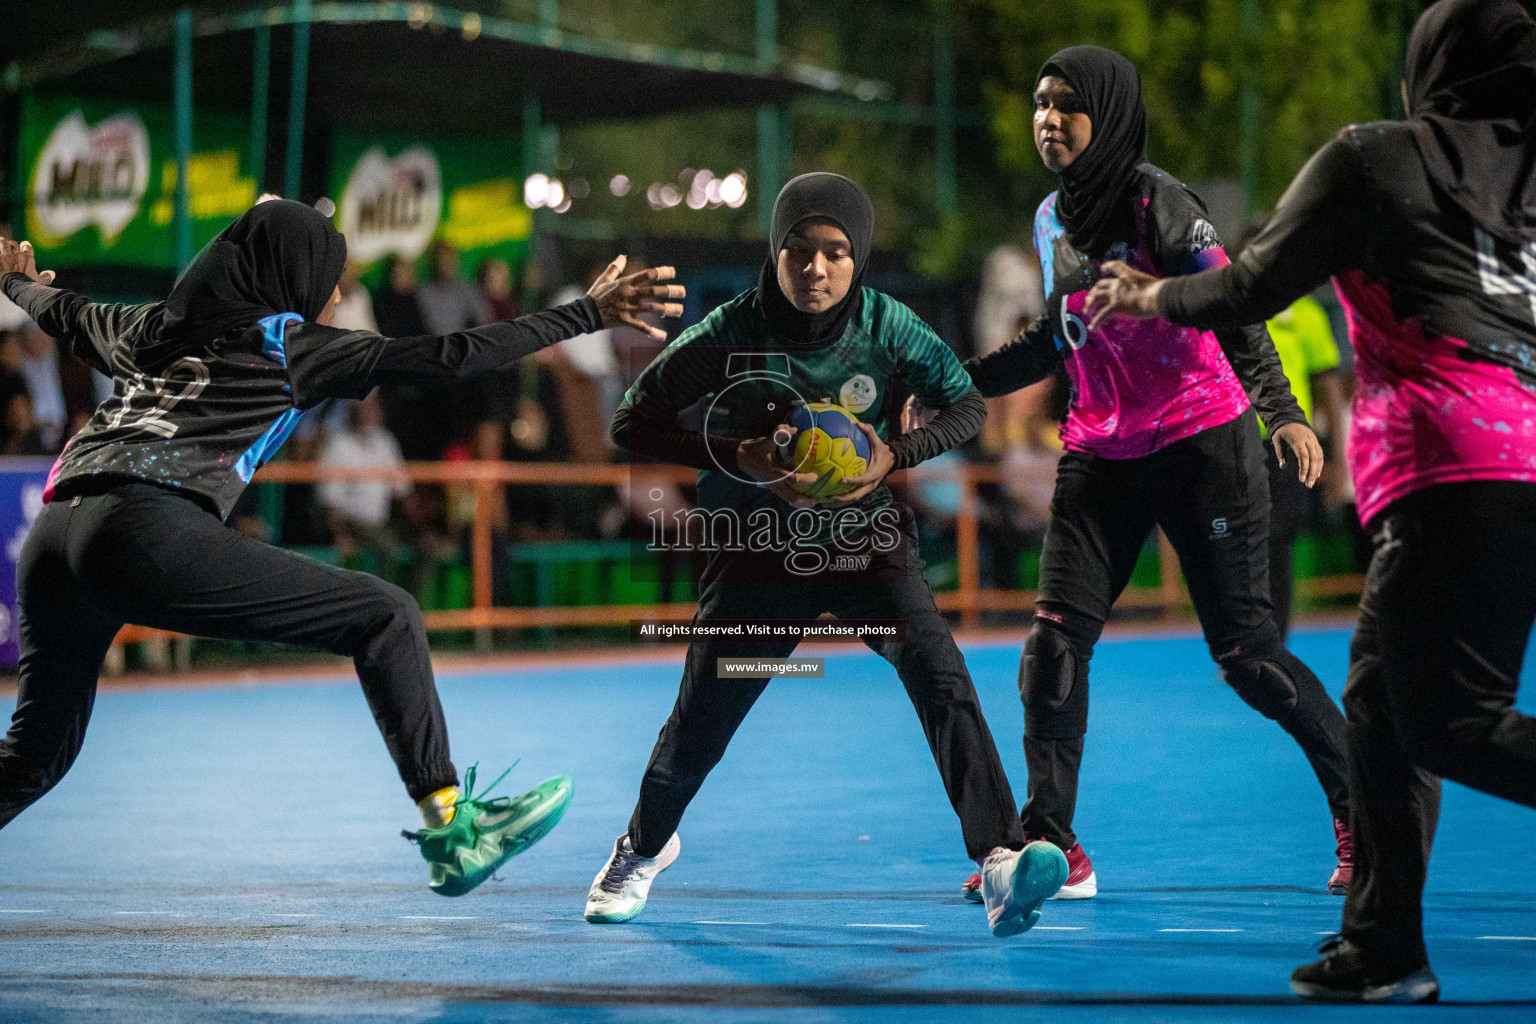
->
xmin=491 ymin=1 xmax=1422 ymax=273
xmin=970 ymin=0 xmax=1416 ymax=210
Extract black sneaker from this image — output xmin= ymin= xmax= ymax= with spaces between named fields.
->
xmin=1291 ymin=935 xmax=1440 ymax=1004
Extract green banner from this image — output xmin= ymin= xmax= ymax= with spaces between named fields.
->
xmin=329 ymin=134 xmax=530 ymax=272
xmin=18 ymin=95 xmax=256 ymax=268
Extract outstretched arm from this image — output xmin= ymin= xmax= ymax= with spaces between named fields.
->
xmin=963 ymin=316 xmax=1062 ymax=398
xmin=1084 ymin=137 xmax=1374 ymax=331
xmin=0 ymin=238 xmax=145 ymax=375
xmin=289 ymin=256 xmax=684 ymax=403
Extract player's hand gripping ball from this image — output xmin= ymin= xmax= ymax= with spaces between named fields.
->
xmin=778 ymin=402 xmax=871 ymax=502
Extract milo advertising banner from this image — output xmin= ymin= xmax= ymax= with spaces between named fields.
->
xmin=18 ymin=95 xmax=257 ymax=267
xmin=330 ymin=134 xmax=530 ymax=271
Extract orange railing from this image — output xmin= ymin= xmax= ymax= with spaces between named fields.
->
xmin=111 ymin=460 xmax=1365 ymax=651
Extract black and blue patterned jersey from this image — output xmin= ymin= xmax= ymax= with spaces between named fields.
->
xmin=1 ymin=274 xmax=600 ymax=519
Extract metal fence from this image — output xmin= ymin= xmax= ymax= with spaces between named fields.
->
xmin=109 ymin=460 xmax=1367 ymax=661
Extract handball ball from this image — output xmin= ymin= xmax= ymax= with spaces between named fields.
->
xmin=780 ymin=401 xmax=871 ymax=501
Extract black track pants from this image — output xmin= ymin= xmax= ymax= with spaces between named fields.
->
xmin=1341 ymin=481 xmax=1536 ymax=975
xmin=0 ymin=482 xmax=457 ymax=828
xmin=626 ymin=513 xmax=1026 ymax=862
xmin=1019 ymin=413 xmax=1350 ymax=849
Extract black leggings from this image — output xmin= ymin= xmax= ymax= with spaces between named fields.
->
xmin=1019 ymin=413 xmax=1350 ymax=848
xmin=1342 ymin=481 xmax=1536 ymax=975
xmin=0 ymin=482 xmax=457 ymax=828
xmin=627 ymin=513 xmax=1026 ymax=862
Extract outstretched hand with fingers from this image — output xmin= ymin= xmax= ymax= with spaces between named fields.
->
xmin=0 ymin=238 xmax=56 ymax=287
xmin=1083 ymin=260 xmax=1163 ymax=330
xmin=587 ymin=255 xmax=685 ymax=340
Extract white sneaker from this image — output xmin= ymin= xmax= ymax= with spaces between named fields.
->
xmin=584 ymin=833 xmax=680 ymax=923
xmin=980 ymin=840 xmax=1069 ymax=938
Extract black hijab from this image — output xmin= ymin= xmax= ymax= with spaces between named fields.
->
xmin=1404 ymin=0 xmax=1536 ymax=245
xmin=140 ymin=199 xmax=347 ymax=369
xmin=757 ymin=172 xmax=875 ymax=346
xmin=1038 ymin=45 xmax=1147 ymax=257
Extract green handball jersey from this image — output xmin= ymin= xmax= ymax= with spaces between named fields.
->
xmin=625 ymin=288 xmax=974 ymax=532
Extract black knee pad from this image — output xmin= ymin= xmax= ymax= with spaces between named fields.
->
xmin=1020 ymin=622 xmax=1090 ymax=740
xmin=1218 ymin=635 xmax=1304 ymax=722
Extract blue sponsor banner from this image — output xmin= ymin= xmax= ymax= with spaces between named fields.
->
xmin=0 ymin=459 xmax=55 ymax=669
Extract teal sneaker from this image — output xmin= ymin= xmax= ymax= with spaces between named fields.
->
xmin=403 ymin=763 xmax=573 ymax=897
xmin=980 ymin=840 xmax=1069 ymax=937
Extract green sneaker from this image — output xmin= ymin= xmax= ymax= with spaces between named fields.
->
xmin=403 ymin=763 xmax=573 ymax=897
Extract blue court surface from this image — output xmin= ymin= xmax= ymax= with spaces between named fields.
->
xmin=2 ymin=626 xmax=1533 ymax=1023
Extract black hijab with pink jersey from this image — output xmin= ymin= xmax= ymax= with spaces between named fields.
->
xmin=1038 ymin=45 xmax=1148 ymax=257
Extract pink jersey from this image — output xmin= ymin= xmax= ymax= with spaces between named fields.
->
xmin=1036 ymin=193 xmax=1252 ymax=459
xmin=1336 ymin=270 xmax=1536 ymax=526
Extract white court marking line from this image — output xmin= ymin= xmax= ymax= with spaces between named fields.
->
xmin=1159 ymin=928 xmax=1243 ymax=933
xmin=845 ymin=923 xmax=926 ymax=929
xmin=1478 ymin=935 xmax=1536 ymax=941
xmin=0 ymin=910 xmax=49 ymax=914
xmin=271 ymin=913 xmax=317 ymax=918
xmin=400 ymin=915 xmax=479 ymax=920
xmin=1032 ymin=926 xmax=1084 ymax=931
xmin=695 ymin=920 xmax=769 ymax=925
xmin=114 ymin=911 xmax=181 ymax=916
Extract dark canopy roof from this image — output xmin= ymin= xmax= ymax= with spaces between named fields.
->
xmin=4 ymin=4 xmax=889 ymax=130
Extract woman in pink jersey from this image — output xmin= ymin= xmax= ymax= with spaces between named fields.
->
xmin=963 ymin=44 xmax=1351 ymax=906
xmin=1089 ymin=0 xmax=1536 ymax=1003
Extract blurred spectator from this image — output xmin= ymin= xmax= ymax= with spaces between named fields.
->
xmin=546 ymin=260 xmax=639 ymax=450
xmin=372 ymin=254 xmax=426 ymax=337
xmin=972 ymin=246 xmax=1046 ymax=454
xmin=0 ymin=330 xmax=28 ymax=393
xmin=974 ymin=245 xmax=1044 ymax=356
xmin=372 ymin=254 xmax=444 ymax=460
xmin=319 ymin=392 xmax=409 ymax=581
xmin=1 ymin=386 xmax=45 ymax=455
xmin=19 ymin=324 xmax=67 ymax=451
xmin=0 ymin=224 xmax=29 ymax=333
xmin=277 ymin=403 xmax=340 ymax=546
xmin=477 ymin=257 xmax=521 ymax=322
xmin=977 ymin=375 xmax=1064 ymax=590
xmin=331 ymin=260 xmax=378 ymax=333
xmin=416 ymin=241 xmax=491 ymax=335
xmin=442 ymin=420 xmax=511 ymax=598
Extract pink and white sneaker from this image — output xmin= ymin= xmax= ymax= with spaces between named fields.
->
xmin=1051 ymin=843 xmax=1096 ymax=900
xmin=1328 ymin=818 xmax=1354 ymax=895
xmin=964 ymin=841 xmax=1096 ymax=902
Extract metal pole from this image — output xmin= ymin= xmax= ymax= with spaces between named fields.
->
xmin=250 ymin=25 xmax=270 ymax=194
xmin=285 ymin=0 xmax=311 ymax=199
xmin=173 ymin=8 xmax=193 ymax=271
xmin=933 ymin=5 xmax=957 ymax=217
xmin=1238 ymin=0 xmax=1260 ymax=220
xmin=755 ymin=0 xmax=780 ymax=235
